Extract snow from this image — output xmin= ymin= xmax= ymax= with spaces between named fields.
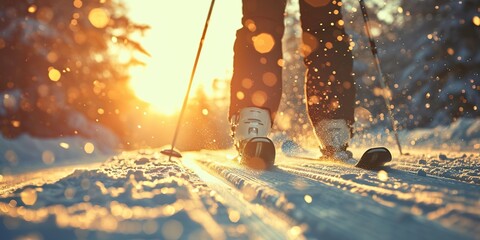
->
xmin=351 ymin=118 xmax=480 ymax=152
xmin=0 ymin=134 xmax=117 ymax=175
xmin=0 ymin=0 xmax=479 ymax=238
xmin=1 ymin=132 xmax=479 ymax=239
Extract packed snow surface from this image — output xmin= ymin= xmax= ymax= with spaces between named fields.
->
xmin=0 ymin=147 xmax=478 ymax=240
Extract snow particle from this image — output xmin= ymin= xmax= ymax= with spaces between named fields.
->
xmin=20 ymin=188 xmax=37 ymax=206
xmin=377 ymin=170 xmax=389 ymax=181
xmin=304 ymin=194 xmax=313 ymax=204
xmin=84 ymin=142 xmax=95 ymax=154
xmin=59 ymin=142 xmax=70 ymax=149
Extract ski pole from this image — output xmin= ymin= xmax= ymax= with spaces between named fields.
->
xmin=358 ymin=0 xmax=403 ymax=155
xmin=161 ymin=0 xmax=216 ymax=159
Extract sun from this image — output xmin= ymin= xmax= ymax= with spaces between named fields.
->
xmin=129 ymin=65 xmax=186 ymax=115
xmin=125 ymin=0 xmax=241 ymax=115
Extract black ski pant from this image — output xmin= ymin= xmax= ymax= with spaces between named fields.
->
xmin=229 ymin=0 xmax=355 ymax=126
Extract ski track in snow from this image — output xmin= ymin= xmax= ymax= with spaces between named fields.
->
xmin=191 ymin=150 xmax=479 ymax=240
xmin=0 ymin=148 xmax=478 ymax=239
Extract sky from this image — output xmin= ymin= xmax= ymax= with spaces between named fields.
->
xmin=124 ymin=0 xmax=242 ymax=115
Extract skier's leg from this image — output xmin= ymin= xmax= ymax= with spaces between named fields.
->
xmin=299 ymin=0 xmax=356 ymax=161
xmin=229 ymin=0 xmax=287 ymax=122
xmin=229 ymin=0 xmax=287 ymax=168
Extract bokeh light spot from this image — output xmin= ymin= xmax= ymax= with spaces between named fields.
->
xmin=252 ymin=91 xmax=267 ymax=107
xmin=161 ymin=220 xmax=183 ymax=240
xmin=84 ymin=142 xmax=95 ymax=154
xmin=228 ymin=209 xmax=241 ymax=223
xmin=304 ymin=194 xmax=313 ymax=203
xmin=28 ymin=5 xmax=37 ymax=13
xmin=378 ymin=170 xmax=389 ymax=181
xmin=252 ymin=33 xmax=275 ymax=54
xmin=5 ymin=150 xmax=18 ymax=165
xmin=42 ymin=150 xmax=55 ymax=164
xmin=48 ymin=68 xmax=61 ymax=81
xmin=262 ymin=72 xmax=278 ymax=87
xmin=325 ymin=42 xmax=333 ymax=49
xmin=73 ymin=0 xmax=83 ymax=8
xmin=241 ymin=78 xmax=253 ymax=89
xmin=88 ymin=8 xmax=110 ymax=28
xmin=59 ymin=142 xmax=70 ymax=149
xmin=20 ymin=188 xmax=37 ymax=206
xmin=301 ymin=32 xmax=318 ymax=57
xmin=245 ymin=19 xmax=257 ymax=32
xmin=47 ymin=52 xmax=58 ymax=63
xmin=0 ymin=38 xmax=5 ymax=49
xmin=236 ymin=91 xmax=245 ymax=100
xmin=447 ymin=48 xmax=455 ymax=55
xmin=473 ymin=16 xmax=480 ymax=26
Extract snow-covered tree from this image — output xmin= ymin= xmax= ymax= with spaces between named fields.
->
xmin=0 ymin=0 xmax=149 ymax=144
xmin=392 ymin=0 xmax=480 ymax=128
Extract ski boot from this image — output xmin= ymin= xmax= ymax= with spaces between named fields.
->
xmin=231 ymin=107 xmax=275 ymax=170
xmin=313 ymin=119 xmax=356 ymax=164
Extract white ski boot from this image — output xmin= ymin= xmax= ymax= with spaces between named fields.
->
xmin=314 ymin=119 xmax=356 ymax=164
xmin=231 ymin=107 xmax=275 ymax=169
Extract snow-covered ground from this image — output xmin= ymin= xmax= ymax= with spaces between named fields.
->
xmin=0 ymin=119 xmax=479 ymax=239
xmin=352 ymin=118 xmax=480 ymax=152
xmin=0 ymin=148 xmax=479 ymax=239
xmin=0 ymin=134 xmax=118 ymax=175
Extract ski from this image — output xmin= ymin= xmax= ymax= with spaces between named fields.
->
xmin=238 ymin=137 xmax=276 ymax=170
xmin=281 ymin=140 xmax=392 ymax=170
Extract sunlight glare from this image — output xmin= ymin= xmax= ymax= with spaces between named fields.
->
xmin=125 ymin=1 xmax=241 ymax=115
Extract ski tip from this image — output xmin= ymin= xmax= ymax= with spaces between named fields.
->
xmin=160 ymin=149 xmax=183 ymax=158
xmin=241 ymin=137 xmax=276 ymax=170
xmin=356 ymin=147 xmax=392 ymax=170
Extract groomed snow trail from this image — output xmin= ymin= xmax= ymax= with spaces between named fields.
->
xmin=187 ymin=150 xmax=479 ymax=240
xmin=0 ymin=148 xmax=478 ymax=239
